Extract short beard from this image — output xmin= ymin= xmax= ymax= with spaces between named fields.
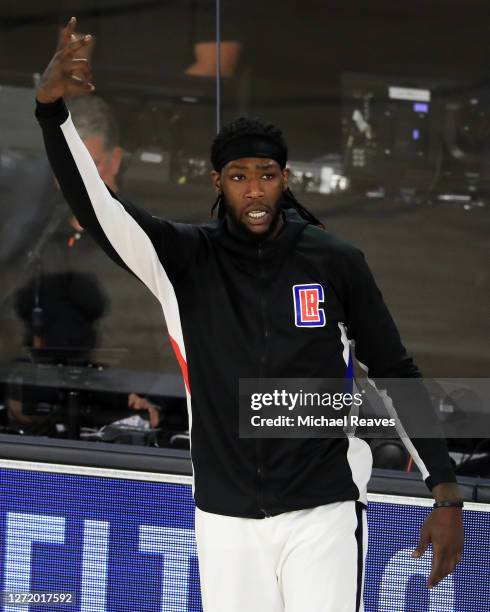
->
xmin=222 ymin=195 xmax=283 ymax=241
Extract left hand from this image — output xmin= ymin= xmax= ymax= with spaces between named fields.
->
xmin=412 ymin=506 xmax=464 ymax=589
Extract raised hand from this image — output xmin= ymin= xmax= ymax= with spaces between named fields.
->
xmin=36 ymin=16 xmax=95 ymax=104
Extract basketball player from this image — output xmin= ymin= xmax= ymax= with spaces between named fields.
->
xmin=33 ymin=18 xmax=464 ymax=611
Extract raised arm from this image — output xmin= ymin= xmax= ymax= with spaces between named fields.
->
xmin=35 ymin=17 xmax=196 ymax=295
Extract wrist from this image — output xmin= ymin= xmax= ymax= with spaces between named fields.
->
xmin=36 ymin=91 xmax=61 ymax=105
xmin=433 ymin=499 xmax=464 ymax=510
xmin=432 ymin=482 xmax=462 ymax=503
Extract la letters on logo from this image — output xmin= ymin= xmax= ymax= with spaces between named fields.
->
xmin=293 ymin=283 xmax=326 ymax=327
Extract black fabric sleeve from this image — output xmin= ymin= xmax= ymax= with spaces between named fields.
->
xmin=339 ymin=246 xmax=456 ymax=490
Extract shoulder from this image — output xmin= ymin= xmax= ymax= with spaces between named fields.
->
xmin=149 ymin=217 xmax=219 ymax=239
xmin=300 ymin=224 xmax=365 ymax=265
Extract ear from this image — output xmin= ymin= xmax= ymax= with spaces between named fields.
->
xmin=210 ymin=170 xmax=222 ymax=193
xmin=110 ymin=146 xmax=124 ymax=177
xmin=282 ymin=167 xmax=290 ymax=191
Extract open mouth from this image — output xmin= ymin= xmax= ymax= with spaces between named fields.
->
xmin=245 ymin=208 xmax=270 ymax=225
xmin=247 ymin=210 xmax=267 ymax=219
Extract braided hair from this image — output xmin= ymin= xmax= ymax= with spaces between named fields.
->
xmin=210 ymin=117 xmax=323 ymax=228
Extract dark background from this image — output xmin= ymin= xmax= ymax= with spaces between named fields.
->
xmin=0 ymin=0 xmax=488 ymax=377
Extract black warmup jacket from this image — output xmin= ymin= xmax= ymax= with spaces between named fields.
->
xmin=36 ymin=99 xmax=456 ymax=518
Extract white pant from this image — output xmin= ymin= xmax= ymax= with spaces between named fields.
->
xmin=195 ymin=500 xmax=368 ymax=612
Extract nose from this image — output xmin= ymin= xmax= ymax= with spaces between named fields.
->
xmin=245 ymin=179 xmax=265 ymax=198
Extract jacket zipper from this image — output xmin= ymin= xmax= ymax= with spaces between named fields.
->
xmin=256 ymin=243 xmax=270 ymax=517
xmin=258 ymin=244 xmax=268 ymax=377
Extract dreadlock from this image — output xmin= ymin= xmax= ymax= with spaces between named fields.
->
xmin=281 ymin=187 xmax=324 ymax=229
xmin=210 ymin=117 xmax=324 ymax=228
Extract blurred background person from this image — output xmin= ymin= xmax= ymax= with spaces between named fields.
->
xmin=64 ymin=95 xmax=123 ymax=240
xmin=6 ymin=270 xmax=107 ymax=432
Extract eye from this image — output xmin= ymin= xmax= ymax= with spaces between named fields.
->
xmin=231 ymin=174 xmax=245 ymax=181
xmin=262 ymin=173 xmax=275 ymax=180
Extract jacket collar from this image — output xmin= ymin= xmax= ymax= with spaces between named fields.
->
xmin=214 ymin=204 xmax=309 ymax=260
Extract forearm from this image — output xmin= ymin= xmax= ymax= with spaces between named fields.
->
xmin=35 ymin=98 xmax=128 ymax=269
xmin=377 ymin=377 xmax=457 ymax=491
xmin=379 ymin=379 xmax=456 ymax=489
xmin=432 ymin=482 xmax=463 ymax=503
xmin=344 ymin=248 xmax=457 ymax=490
xmin=35 ymin=97 xmax=176 ymax=294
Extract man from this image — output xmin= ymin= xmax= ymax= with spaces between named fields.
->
xmin=34 ymin=18 xmax=464 ymax=611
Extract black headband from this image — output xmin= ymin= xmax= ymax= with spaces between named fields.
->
xmin=213 ymin=135 xmax=287 ymax=172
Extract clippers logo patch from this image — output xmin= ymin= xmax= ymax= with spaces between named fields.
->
xmin=293 ymin=284 xmax=326 ymax=327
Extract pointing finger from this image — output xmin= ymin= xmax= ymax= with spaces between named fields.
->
xmin=57 ymin=17 xmax=78 ymax=50
xmin=64 ymin=16 xmax=78 ymax=36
